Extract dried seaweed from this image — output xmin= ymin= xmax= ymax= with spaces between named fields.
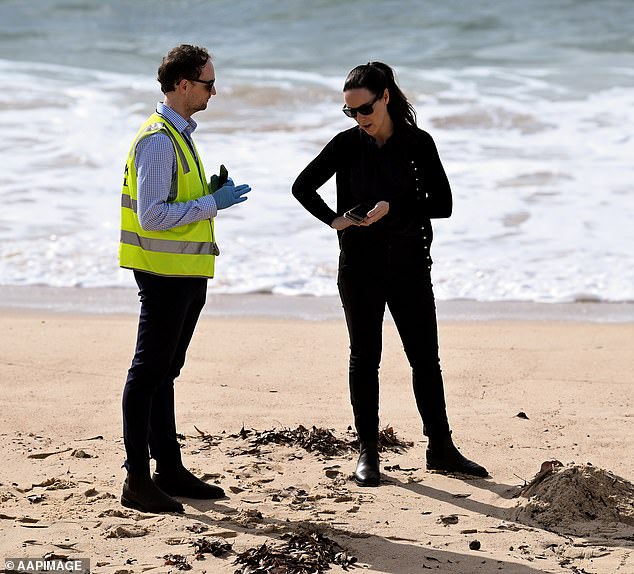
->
xmin=233 ymin=531 xmax=357 ymax=573
xmin=193 ymin=425 xmax=222 ymax=448
xmin=377 ymin=426 xmax=414 ymax=452
xmin=163 ymin=554 xmax=192 ymax=570
xmin=192 ymin=537 xmax=233 ymax=559
xmin=235 ymin=425 xmax=355 ymax=457
xmin=194 ymin=424 xmax=412 ymax=457
xmin=347 ymin=425 xmax=414 ymax=453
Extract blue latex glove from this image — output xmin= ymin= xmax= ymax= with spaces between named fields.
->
xmin=213 ymin=181 xmax=251 ymax=210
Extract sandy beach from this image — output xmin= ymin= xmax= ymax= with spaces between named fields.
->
xmin=1 ymin=295 xmax=633 ymax=574
xmin=2 ymin=1 xmax=633 ymax=571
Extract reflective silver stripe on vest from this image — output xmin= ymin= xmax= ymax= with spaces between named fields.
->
xmin=134 ymin=123 xmax=191 ymax=174
xmin=121 ymin=194 xmax=136 ymax=212
xmin=120 ymin=229 xmax=219 ymax=256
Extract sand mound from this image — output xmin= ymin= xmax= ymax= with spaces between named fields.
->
xmin=514 ymin=462 xmax=634 ymax=538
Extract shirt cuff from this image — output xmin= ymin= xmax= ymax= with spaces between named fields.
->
xmin=201 ymin=194 xmax=218 ymax=219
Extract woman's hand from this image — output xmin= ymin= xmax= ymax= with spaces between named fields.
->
xmin=361 ymin=201 xmax=389 ymax=226
xmin=331 ymin=201 xmax=390 ymax=230
xmin=330 ymin=216 xmax=355 ymax=230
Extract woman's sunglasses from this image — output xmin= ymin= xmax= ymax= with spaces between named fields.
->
xmin=342 ymin=93 xmax=381 ymax=118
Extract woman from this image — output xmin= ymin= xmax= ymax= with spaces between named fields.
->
xmin=292 ymin=62 xmax=487 ymax=486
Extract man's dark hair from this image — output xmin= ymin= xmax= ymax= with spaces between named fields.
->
xmin=157 ymin=44 xmax=210 ymax=94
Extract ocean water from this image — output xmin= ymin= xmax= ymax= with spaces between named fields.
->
xmin=1 ymin=0 xmax=633 ymax=303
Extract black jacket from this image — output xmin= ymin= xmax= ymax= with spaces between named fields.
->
xmin=292 ymin=124 xmax=452 ymax=238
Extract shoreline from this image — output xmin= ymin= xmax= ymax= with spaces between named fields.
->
xmin=0 ymin=284 xmax=633 ymax=322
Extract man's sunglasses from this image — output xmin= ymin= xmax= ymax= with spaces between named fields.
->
xmin=342 ymin=93 xmax=381 ymax=118
xmin=188 ymin=78 xmax=215 ymax=91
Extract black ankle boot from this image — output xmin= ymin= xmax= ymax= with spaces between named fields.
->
xmin=426 ymin=434 xmax=488 ymax=478
xmin=353 ymin=442 xmax=380 ymax=486
xmin=152 ymin=465 xmax=225 ymax=499
xmin=121 ymin=472 xmax=184 ymax=513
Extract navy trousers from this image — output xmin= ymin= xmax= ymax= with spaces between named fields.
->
xmin=337 ymin=235 xmax=451 ymax=443
xmin=122 ymin=271 xmax=207 ymax=474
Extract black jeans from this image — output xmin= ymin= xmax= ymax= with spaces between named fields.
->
xmin=337 ymin=234 xmax=451 ymax=444
xmin=122 ymin=271 xmax=207 ymax=474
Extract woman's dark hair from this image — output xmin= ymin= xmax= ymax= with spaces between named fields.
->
xmin=343 ymin=61 xmax=416 ymax=127
xmin=157 ymin=44 xmax=211 ymax=94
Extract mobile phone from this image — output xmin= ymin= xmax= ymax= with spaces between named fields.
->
xmin=344 ymin=202 xmax=374 ymax=224
xmin=209 ymin=164 xmax=229 ymax=193
xmin=218 ymin=164 xmax=228 ymax=187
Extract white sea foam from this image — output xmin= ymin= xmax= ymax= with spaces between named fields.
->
xmin=0 ymin=58 xmax=632 ymax=303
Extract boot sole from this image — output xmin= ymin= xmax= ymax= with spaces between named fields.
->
xmin=121 ymin=495 xmax=184 ymax=514
xmin=152 ymin=474 xmax=225 ymax=500
xmin=121 ymin=495 xmax=146 ymax=512
xmin=426 ymin=463 xmax=488 ymax=478
xmin=353 ymin=474 xmax=380 ymax=487
xmin=153 ymin=483 xmax=225 ymax=500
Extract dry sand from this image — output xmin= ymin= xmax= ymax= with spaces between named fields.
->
xmin=0 ymin=306 xmax=633 ymax=573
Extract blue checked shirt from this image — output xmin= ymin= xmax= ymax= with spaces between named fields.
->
xmin=135 ymin=102 xmax=217 ymax=230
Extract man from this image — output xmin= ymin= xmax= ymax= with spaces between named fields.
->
xmin=119 ymin=45 xmax=250 ymax=513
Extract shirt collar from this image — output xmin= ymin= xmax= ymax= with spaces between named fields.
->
xmin=156 ymin=102 xmax=197 ymax=135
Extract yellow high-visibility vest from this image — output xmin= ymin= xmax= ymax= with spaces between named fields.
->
xmin=119 ymin=113 xmax=217 ymax=278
